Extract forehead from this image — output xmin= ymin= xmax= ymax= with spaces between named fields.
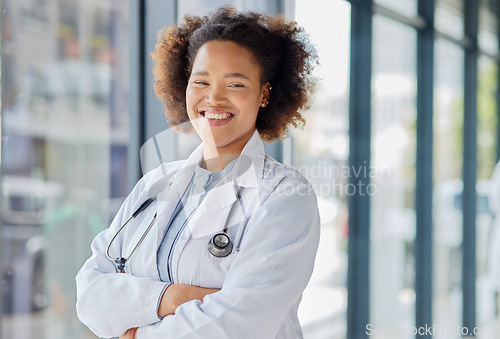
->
xmin=191 ymin=40 xmax=262 ymax=77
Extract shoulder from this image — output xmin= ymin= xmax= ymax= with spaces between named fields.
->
xmin=249 ymin=155 xmax=320 ymax=241
xmin=127 ymin=159 xmax=186 ymax=206
xmin=142 ymin=160 xmax=184 ymax=189
xmin=262 ymin=155 xmax=312 ymax=186
xmin=260 ymin=155 xmax=315 ymax=200
xmin=144 ymin=159 xmax=185 ymax=180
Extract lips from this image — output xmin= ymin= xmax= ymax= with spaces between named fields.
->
xmin=199 ymin=109 xmax=234 ymax=126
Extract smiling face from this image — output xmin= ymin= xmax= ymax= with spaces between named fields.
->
xmin=186 ymin=40 xmax=270 ymax=158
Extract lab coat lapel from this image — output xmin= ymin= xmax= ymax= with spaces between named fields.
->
xmin=147 ymin=142 xmax=204 ymax=242
xmin=188 ymin=182 xmax=238 ymax=239
xmin=231 ymin=130 xmax=264 ymax=188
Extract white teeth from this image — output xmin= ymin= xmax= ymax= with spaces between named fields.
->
xmin=203 ymin=112 xmax=231 ymax=120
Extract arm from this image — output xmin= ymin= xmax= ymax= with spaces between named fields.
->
xmin=138 ymin=174 xmax=320 ymax=339
xmin=158 ymin=284 xmax=220 ymax=317
xmin=120 ymin=284 xmax=219 ymax=338
xmin=120 ymin=328 xmax=137 ymax=339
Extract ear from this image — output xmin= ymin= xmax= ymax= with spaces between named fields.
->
xmin=260 ymin=82 xmax=272 ymax=106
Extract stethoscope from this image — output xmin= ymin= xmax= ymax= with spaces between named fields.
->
xmin=105 ymin=185 xmax=243 ymax=272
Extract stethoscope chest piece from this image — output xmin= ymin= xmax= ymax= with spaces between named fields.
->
xmin=208 ymin=232 xmax=233 ymax=257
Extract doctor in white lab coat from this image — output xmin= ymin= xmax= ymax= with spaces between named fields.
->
xmin=76 ymin=6 xmax=320 ymax=339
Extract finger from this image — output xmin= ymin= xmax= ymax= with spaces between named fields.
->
xmin=119 ymin=329 xmax=131 ymax=339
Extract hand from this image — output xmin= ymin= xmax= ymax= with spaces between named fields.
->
xmin=119 ymin=327 xmax=137 ymax=339
xmin=158 ymin=284 xmax=220 ymax=317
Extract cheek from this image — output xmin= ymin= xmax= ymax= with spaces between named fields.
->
xmin=243 ymin=98 xmax=261 ymax=121
xmin=185 ymin=86 xmax=194 ymax=105
xmin=236 ymin=92 xmax=261 ymax=111
xmin=185 ymin=87 xmax=200 ymax=117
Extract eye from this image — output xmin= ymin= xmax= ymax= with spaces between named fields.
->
xmin=194 ymin=80 xmax=209 ymax=86
xmin=228 ymin=83 xmax=245 ymax=88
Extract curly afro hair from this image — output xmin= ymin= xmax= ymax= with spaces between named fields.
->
xmin=151 ymin=6 xmax=318 ymax=142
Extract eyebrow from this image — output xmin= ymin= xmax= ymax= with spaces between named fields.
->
xmin=192 ymin=71 xmax=249 ymax=80
xmin=224 ymin=72 xmax=249 ymax=80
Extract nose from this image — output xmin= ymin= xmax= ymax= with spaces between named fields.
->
xmin=205 ymin=84 xmax=227 ymax=105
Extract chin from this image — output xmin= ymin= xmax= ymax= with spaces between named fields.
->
xmin=207 ymin=137 xmax=232 ymax=149
xmin=197 ymin=131 xmax=224 ymax=145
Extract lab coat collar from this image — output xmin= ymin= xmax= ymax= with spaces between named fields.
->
xmin=225 ymin=129 xmax=265 ymax=188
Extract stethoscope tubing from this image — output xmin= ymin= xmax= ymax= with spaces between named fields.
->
xmin=222 ymin=186 xmax=242 ymax=234
xmin=105 ymin=197 xmax=156 ymax=268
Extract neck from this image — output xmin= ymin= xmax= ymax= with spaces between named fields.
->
xmin=201 ymin=132 xmax=254 ymax=171
xmin=201 ymin=152 xmax=239 ymax=172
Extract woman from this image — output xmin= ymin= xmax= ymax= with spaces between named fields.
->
xmin=76 ymin=6 xmax=320 ymax=339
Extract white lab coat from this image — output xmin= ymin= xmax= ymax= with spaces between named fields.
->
xmin=76 ymin=130 xmax=320 ymax=339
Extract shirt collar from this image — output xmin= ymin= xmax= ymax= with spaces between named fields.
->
xmin=192 ymin=157 xmax=238 ymax=190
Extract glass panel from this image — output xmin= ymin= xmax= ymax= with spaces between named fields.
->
xmin=479 ymin=0 xmax=499 ymax=55
xmin=477 ymin=56 xmax=498 ymax=328
xmin=374 ymin=0 xmax=418 ymax=18
xmin=178 ymin=0 xmax=270 ymax=22
xmin=1 ymin=0 xmax=131 ymax=338
xmin=433 ymin=38 xmax=464 ymax=339
xmin=369 ymin=15 xmax=417 ymax=339
xmin=293 ymin=1 xmax=350 ymax=338
xmin=435 ymin=0 xmax=464 ymax=40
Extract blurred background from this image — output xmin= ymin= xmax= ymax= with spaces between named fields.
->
xmin=0 ymin=0 xmax=499 ymax=338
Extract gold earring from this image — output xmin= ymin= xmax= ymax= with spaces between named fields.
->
xmin=261 ymin=101 xmax=268 ymax=107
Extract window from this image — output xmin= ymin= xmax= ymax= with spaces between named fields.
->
xmin=370 ymin=14 xmax=417 ymax=338
xmin=293 ymin=1 xmax=350 ymax=338
xmin=435 ymin=0 xmax=464 ymax=40
xmin=477 ymin=0 xmax=499 ymax=329
xmin=1 ymin=1 xmax=131 ymax=338
xmin=433 ymin=37 xmax=465 ymax=338
xmin=374 ymin=0 xmax=417 ymax=18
